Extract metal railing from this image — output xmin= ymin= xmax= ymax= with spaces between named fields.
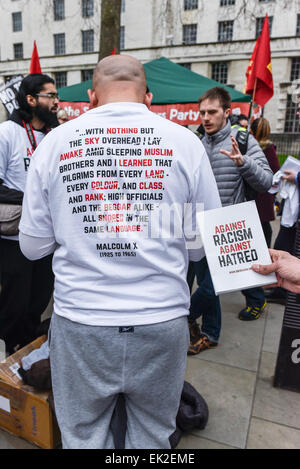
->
xmin=271 ymin=133 xmax=300 ymax=159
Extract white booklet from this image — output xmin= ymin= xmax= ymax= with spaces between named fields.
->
xmin=197 ymin=201 xmax=277 ymax=295
xmin=280 ymin=156 xmax=300 ymax=173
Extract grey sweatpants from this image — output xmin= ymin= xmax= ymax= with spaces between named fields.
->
xmin=49 ymin=313 xmax=189 ymax=449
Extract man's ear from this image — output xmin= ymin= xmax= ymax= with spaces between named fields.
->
xmin=26 ymin=94 xmax=37 ymax=108
xmin=88 ymin=89 xmax=99 ymax=108
xmin=144 ymin=92 xmax=153 ymax=109
xmin=225 ymin=108 xmax=231 ymax=120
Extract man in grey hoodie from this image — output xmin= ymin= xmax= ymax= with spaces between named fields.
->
xmin=188 ymin=87 xmax=273 ymax=355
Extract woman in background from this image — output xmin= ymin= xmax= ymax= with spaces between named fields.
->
xmin=251 ymin=117 xmax=280 ymax=247
xmin=57 ymin=108 xmax=69 ymax=124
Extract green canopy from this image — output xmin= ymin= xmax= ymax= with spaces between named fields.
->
xmin=58 ymin=57 xmax=251 ymax=104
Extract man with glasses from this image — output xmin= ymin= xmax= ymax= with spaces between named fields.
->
xmin=0 ymin=74 xmax=59 ymax=355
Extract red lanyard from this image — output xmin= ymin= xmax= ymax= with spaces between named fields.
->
xmin=22 ymin=120 xmax=38 ymax=152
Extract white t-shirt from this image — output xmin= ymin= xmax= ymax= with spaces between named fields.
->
xmin=20 ymin=102 xmax=221 ymax=326
xmin=0 ymin=120 xmax=45 ymax=241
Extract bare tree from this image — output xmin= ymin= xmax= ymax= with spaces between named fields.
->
xmin=99 ymin=0 xmax=122 ymax=61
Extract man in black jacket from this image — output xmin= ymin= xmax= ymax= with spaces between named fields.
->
xmin=0 ymin=74 xmax=59 ymax=355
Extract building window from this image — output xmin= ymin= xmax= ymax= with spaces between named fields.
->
xmin=179 ymin=63 xmax=191 ymax=70
xmin=291 ymin=58 xmax=300 ymax=81
xmin=55 ymin=72 xmax=67 ymax=88
xmin=184 ymin=0 xmax=198 ymax=10
xmin=212 ymin=62 xmax=228 ymax=84
xmin=296 ymin=14 xmax=300 ymax=36
xmin=121 ymin=0 xmax=125 ymax=13
xmin=120 ymin=26 xmax=125 ymax=50
xmin=81 ymin=69 xmax=94 ymax=82
xmin=256 ymin=16 xmax=273 ymax=38
xmin=82 ymin=0 xmax=94 ymax=18
xmin=54 ymin=33 xmax=66 ymax=55
xmin=12 ymin=12 xmax=22 ymax=32
xmin=82 ymin=30 xmax=94 ymax=52
xmin=183 ymin=24 xmax=197 ymax=44
xmin=285 ymin=94 xmax=300 ymax=133
xmin=13 ymin=43 xmax=23 ymax=59
xmin=218 ymin=21 xmax=234 ymax=41
xmin=220 ymin=0 xmax=235 ymax=5
xmin=54 ymin=0 xmax=65 ymax=21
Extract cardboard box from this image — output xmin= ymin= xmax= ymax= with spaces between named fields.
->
xmin=0 ymin=336 xmax=61 ymax=449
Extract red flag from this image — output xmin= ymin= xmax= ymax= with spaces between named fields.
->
xmin=30 ymin=41 xmax=42 ymax=74
xmin=244 ymin=38 xmax=259 ymax=93
xmin=244 ymin=15 xmax=273 ymax=107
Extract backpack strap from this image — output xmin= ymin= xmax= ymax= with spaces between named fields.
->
xmin=231 ymin=127 xmax=257 ymax=201
xmin=232 ymin=127 xmax=249 ymax=155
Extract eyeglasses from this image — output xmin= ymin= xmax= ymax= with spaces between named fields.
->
xmin=36 ymin=93 xmax=60 ymax=100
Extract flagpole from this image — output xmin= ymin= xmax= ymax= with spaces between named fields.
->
xmin=248 ymin=78 xmax=258 ymax=130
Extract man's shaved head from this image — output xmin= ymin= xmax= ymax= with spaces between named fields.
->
xmin=93 ymin=55 xmax=146 ymax=89
xmin=88 ymin=55 xmax=151 ymax=108
xmin=88 ymin=55 xmax=153 ymax=108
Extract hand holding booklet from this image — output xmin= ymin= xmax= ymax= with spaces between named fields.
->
xmin=280 ymin=155 xmax=300 ymax=173
xmin=197 ymin=201 xmax=277 ymax=295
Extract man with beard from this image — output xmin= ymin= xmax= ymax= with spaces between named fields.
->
xmin=0 ymin=74 xmax=58 ymax=355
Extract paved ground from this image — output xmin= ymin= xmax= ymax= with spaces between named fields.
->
xmin=178 ymin=292 xmax=300 ymax=449
xmin=1 ymin=220 xmax=300 ymax=449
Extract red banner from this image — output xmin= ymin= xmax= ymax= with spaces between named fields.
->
xmin=59 ymin=101 xmax=250 ymax=126
xmin=59 ymin=102 xmax=92 ymax=119
xmin=150 ymin=102 xmax=250 ymax=126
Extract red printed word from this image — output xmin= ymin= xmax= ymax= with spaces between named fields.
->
xmin=119 ymin=159 xmax=152 ymax=167
xmin=104 ymin=203 xmax=131 ymax=211
xmin=91 ymin=181 xmax=118 ymax=190
xmin=145 ymin=149 xmax=173 ymax=157
xmin=98 ymin=214 xmax=124 ymax=223
xmin=145 ymin=170 xmax=165 ymax=178
xmin=107 ymin=128 xmax=138 ymax=134
xmin=60 ymin=150 xmax=83 ymax=161
xmin=106 ymin=225 xmax=141 ymax=232
xmin=85 ymin=138 xmax=100 ymax=145
xmin=85 ymin=193 xmax=104 ymax=201
xmin=139 ymin=182 xmax=163 ymax=190
xmin=215 ymin=220 xmax=246 ymax=234
xmin=220 ymin=241 xmax=251 ymax=255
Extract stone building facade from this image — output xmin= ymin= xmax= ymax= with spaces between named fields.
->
xmin=0 ymin=0 xmax=299 ymax=137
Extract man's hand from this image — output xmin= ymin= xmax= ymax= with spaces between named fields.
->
xmin=252 ymin=249 xmax=300 ymax=294
xmin=220 ymin=136 xmax=244 ymax=167
xmin=282 ymin=170 xmax=297 ymax=184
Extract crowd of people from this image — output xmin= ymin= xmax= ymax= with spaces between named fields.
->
xmin=0 ymin=55 xmax=299 ymax=449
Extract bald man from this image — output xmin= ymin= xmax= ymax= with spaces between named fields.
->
xmin=19 ymin=55 xmax=221 ymax=449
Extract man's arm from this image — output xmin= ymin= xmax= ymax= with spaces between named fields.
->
xmin=187 ymin=144 xmax=222 ymax=262
xmin=0 ymin=126 xmax=23 ymax=204
xmin=237 ymin=134 xmax=273 ymax=192
xmin=19 ymin=152 xmax=55 ymax=259
xmin=19 ymin=232 xmax=56 ymax=261
xmin=220 ymin=134 xmax=273 ymax=193
xmin=252 ymin=249 xmax=300 ymax=294
xmin=0 ymin=179 xmax=23 ymax=205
